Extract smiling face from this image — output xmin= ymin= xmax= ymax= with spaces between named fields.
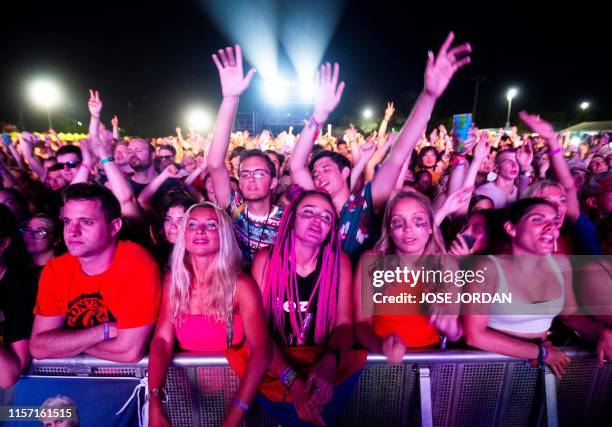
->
xmin=421 ymin=149 xmax=437 ymax=168
xmin=294 ymin=194 xmax=335 ymax=246
xmin=184 ymin=206 xmax=221 ymax=257
xmin=506 ymin=203 xmax=561 ymax=255
xmin=388 ymin=197 xmax=433 ymax=256
xmin=312 ymin=156 xmax=348 ymax=197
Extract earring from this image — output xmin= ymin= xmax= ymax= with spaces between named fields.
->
xmin=553 ymin=239 xmax=558 ymax=253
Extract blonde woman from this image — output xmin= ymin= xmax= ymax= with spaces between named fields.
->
xmin=147 ymin=202 xmax=271 ymax=427
xmin=354 ymin=191 xmax=463 ymax=363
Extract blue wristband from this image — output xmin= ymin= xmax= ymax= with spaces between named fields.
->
xmin=232 ymin=398 xmax=249 ymax=411
xmin=103 ymin=322 xmax=110 ymax=341
xmin=100 ymin=156 xmax=115 ymax=165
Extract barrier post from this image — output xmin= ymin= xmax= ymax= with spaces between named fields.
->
xmin=543 ymin=367 xmax=559 ymax=427
xmin=418 ymin=366 xmax=434 ymax=427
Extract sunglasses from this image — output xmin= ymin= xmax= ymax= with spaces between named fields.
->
xmin=48 ymin=161 xmax=80 ymax=172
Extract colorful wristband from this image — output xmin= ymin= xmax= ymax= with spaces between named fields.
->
xmin=549 ymin=147 xmax=562 ymax=156
xmin=100 ymin=156 xmax=115 ymax=165
xmin=103 ymin=322 xmax=110 ymax=341
xmin=232 ymin=398 xmax=249 ymax=411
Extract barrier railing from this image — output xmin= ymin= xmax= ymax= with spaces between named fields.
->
xmin=1 ymin=348 xmax=610 ymax=426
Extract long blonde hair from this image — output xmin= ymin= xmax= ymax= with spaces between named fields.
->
xmin=169 ymin=202 xmax=243 ymax=323
xmin=374 ymin=190 xmax=446 ymax=256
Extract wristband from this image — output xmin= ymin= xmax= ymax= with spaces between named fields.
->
xmin=100 ymin=156 xmax=115 ymax=165
xmin=549 ymin=147 xmax=562 ymax=156
xmin=531 ymin=343 xmax=548 ymax=368
xmin=103 ymin=322 xmax=110 ymax=341
xmin=232 ymin=397 xmax=249 ymax=411
xmin=280 ymin=367 xmax=298 ymax=389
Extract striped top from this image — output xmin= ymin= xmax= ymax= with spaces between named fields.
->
xmin=228 ymin=190 xmax=283 ymax=263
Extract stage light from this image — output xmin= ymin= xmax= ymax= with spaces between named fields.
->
xmin=506 ymin=88 xmax=518 ymax=102
xmin=363 ymin=108 xmax=373 ymax=119
xmin=580 ymin=101 xmax=590 ymax=111
xmin=28 ymin=77 xmax=62 ymax=109
xmin=186 ymin=107 xmax=212 ymax=131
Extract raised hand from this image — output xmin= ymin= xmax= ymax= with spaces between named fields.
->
xmin=88 ymin=90 xmax=102 ymax=118
xmin=212 ymin=45 xmax=256 ymax=98
xmin=111 ymin=115 xmax=119 ymax=128
xmin=345 ymin=123 xmax=358 ymax=142
xmin=441 ymin=186 xmax=474 ymax=218
xmin=358 ymin=140 xmax=377 ymax=163
xmin=313 ymin=62 xmax=346 ymax=123
xmin=384 ymin=102 xmax=395 ymax=121
xmin=424 ymin=32 xmax=471 ymax=98
xmin=473 ymin=131 xmax=492 ymax=161
xmin=516 ymin=139 xmax=534 ymax=171
xmin=162 ymin=164 xmax=182 ymax=179
xmin=519 ymin=111 xmax=556 ymax=141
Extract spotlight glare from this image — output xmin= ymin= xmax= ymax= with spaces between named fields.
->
xmin=580 ymin=101 xmax=590 ymax=111
xmin=362 ymin=108 xmax=373 ymax=119
xmin=186 ymin=107 xmax=211 ymax=131
xmin=28 ymin=77 xmax=62 ymax=109
xmin=506 ymin=88 xmax=518 ymax=102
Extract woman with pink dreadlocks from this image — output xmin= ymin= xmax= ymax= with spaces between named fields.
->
xmin=245 ymin=186 xmax=366 ymax=426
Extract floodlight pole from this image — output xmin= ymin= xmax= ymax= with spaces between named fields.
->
xmin=46 ymin=108 xmax=53 ymax=129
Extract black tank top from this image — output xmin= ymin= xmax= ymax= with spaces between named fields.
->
xmin=271 ymin=257 xmax=322 ymax=347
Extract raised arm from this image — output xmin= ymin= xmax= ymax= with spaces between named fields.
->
xmin=519 ymin=112 xmax=580 ymax=223
xmin=377 ymin=102 xmax=395 ymax=139
xmin=208 ymin=45 xmax=256 ymax=209
xmin=350 ymin=140 xmax=377 ymax=190
xmin=111 ymin=115 xmax=120 ymax=140
xmin=138 ymin=165 xmax=183 ymax=212
xmin=88 ymin=90 xmax=142 ymax=219
xmin=371 ymin=32 xmax=471 ymax=211
xmin=19 ymin=132 xmax=47 ymax=180
xmin=289 ymin=62 xmax=345 ymax=190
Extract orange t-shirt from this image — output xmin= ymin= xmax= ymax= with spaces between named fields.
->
xmin=34 ymin=240 xmax=161 ymax=329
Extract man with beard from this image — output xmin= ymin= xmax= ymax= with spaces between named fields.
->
xmin=127 ymin=138 xmax=181 ymax=209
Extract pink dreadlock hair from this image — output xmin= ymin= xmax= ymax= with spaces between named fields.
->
xmin=263 ymin=185 xmax=342 ymax=346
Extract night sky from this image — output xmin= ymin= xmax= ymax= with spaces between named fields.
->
xmin=2 ymin=0 xmax=610 ymax=135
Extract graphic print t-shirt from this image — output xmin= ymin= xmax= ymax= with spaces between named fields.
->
xmin=227 ymin=190 xmax=283 ymax=263
xmin=34 ymin=240 xmax=161 ymax=329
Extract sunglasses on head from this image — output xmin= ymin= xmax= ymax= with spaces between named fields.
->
xmin=48 ymin=161 xmax=80 ymax=171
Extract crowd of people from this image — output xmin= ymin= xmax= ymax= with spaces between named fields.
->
xmin=1 ymin=33 xmax=611 ymax=426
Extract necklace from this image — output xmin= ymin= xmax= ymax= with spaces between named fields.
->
xmin=245 ymin=205 xmax=272 ymax=254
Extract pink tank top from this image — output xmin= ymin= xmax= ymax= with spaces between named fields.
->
xmin=175 ymin=313 xmax=245 ymax=352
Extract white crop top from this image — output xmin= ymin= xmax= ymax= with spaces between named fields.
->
xmin=486 ymin=255 xmax=565 ymax=335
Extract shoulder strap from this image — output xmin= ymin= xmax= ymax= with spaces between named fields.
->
xmin=487 ymin=255 xmax=509 ymax=292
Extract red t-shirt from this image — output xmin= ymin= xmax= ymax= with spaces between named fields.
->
xmin=34 ymin=240 xmax=161 ymax=329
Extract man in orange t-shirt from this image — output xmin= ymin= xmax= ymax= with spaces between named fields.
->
xmin=30 ymin=184 xmax=161 ymax=363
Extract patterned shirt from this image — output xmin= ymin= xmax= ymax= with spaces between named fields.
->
xmin=339 ymin=182 xmax=381 ymax=265
xmin=228 ymin=190 xmax=284 ymax=263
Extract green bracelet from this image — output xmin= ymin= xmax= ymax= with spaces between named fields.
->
xmin=100 ymin=156 xmax=115 ymax=165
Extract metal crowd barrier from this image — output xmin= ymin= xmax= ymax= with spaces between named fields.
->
xmin=1 ymin=348 xmax=610 ymax=426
